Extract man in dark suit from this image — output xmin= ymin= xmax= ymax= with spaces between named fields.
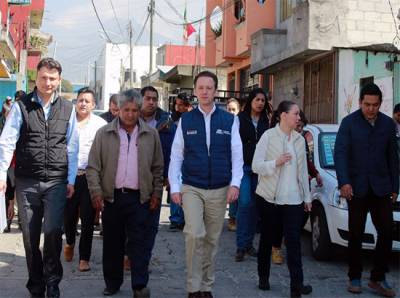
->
xmin=334 ymin=83 xmax=398 ymax=297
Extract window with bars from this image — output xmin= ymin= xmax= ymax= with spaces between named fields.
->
xmin=234 ymin=0 xmax=246 ymax=23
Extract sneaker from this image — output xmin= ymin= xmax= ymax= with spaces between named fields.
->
xmin=271 ymin=246 xmax=284 ymax=264
xmin=64 ymin=244 xmax=74 ymax=262
xmin=133 ymin=287 xmax=150 ymax=298
xmin=235 ymin=249 xmax=245 ymax=262
xmin=246 ymin=246 xmax=258 ymax=257
xmin=368 ymin=280 xmax=396 ymax=297
xmin=291 ymin=284 xmax=312 ymax=297
xmin=227 ymin=218 xmax=236 ymax=231
xmin=348 ymin=279 xmax=362 ymax=294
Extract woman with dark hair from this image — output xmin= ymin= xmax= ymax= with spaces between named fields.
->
xmin=252 ymin=100 xmax=312 ymax=297
xmin=235 ymin=88 xmax=269 ymax=261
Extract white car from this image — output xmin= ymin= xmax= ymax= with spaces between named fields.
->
xmin=303 ymin=124 xmax=400 ymax=260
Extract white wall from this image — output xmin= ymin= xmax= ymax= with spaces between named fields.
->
xmin=97 ymin=43 xmax=157 ymax=109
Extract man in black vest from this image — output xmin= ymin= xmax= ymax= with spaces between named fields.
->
xmin=0 ymin=58 xmax=79 ymax=298
xmin=334 ymin=83 xmax=398 ymax=297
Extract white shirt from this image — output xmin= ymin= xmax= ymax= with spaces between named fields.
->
xmin=77 ymin=114 xmax=107 ymax=170
xmin=168 ymin=104 xmax=243 ymax=193
xmin=0 ymin=94 xmax=79 ymax=184
xmin=252 ymin=125 xmax=303 ymax=205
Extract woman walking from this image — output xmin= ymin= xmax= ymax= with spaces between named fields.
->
xmin=235 ymin=89 xmax=270 ymax=261
xmin=252 ymin=100 xmax=312 ymax=297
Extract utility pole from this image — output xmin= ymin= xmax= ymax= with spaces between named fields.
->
xmin=53 ymin=40 xmax=57 ymax=59
xmin=129 ymin=21 xmax=134 ymax=88
xmin=149 ymin=0 xmax=155 ymax=75
xmin=86 ymin=59 xmax=90 ymax=85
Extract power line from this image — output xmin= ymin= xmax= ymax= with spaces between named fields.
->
xmin=154 ymin=0 xmax=236 ymax=27
xmin=109 ymin=0 xmax=125 ymax=38
xmin=91 ymin=0 xmax=114 ymax=43
xmin=134 ymin=11 xmax=150 ymax=45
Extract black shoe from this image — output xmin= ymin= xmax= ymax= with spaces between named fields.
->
xmin=235 ymin=249 xmax=245 ymax=262
xmin=103 ymin=288 xmax=119 ymax=296
xmin=246 ymin=246 xmax=258 ymax=257
xmin=259 ymin=277 xmax=270 ymax=291
xmin=133 ymin=287 xmax=150 ymax=298
xmin=30 ymin=293 xmax=45 ymax=298
xmin=3 ymin=226 xmax=10 ymax=233
xmin=202 ymin=291 xmax=213 ymax=298
xmin=46 ymin=285 xmax=60 ymax=298
xmin=291 ymin=285 xmax=312 ymax=297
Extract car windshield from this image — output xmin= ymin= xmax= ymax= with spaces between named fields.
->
xmin=319 ymin=132 xmax=337 ymax=169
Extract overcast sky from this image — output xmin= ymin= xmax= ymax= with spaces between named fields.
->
xmin=41 ymin=0 xmax=206 ymax=82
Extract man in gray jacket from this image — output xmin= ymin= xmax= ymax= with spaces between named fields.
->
xmin=86 ymin=89 xmax=164 ymax=298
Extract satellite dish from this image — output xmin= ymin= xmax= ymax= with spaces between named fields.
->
xmin=210 ymin=6 xmax=223 ymax=31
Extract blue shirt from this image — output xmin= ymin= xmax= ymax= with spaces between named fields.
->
xmin=0 ymin=93 xmax=79 ymax=184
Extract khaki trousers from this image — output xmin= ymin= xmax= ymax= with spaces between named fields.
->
xmin=182 ymin=184 xmax=228 ymax=292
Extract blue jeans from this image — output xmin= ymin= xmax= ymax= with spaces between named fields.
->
xmin=236 ymin=165 xmax=258 ymax=250
xmin=228 ymin=201 xmax=238 ymax=219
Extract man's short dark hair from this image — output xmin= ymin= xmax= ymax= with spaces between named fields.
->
xmin=37 ymin=57 xmax=62 ymax=75
xmin=14 ymin=90 xmax=26 ymax=101
xmin=194 ymin=71 xmax=218 ymax=89
xmin=176 ymin=92 xmax=190 ymax=104
xmin=140 ymin=86 xmax=158 ymax=98
xmin=77 ymin=87 xmax=95 ymax=99
xmin=109 ymin=94 xmax=119 ymax=105
xmin=360 ymin=83 xmax=382 ymax=103
xmin=394 ymin=103 xmax=400 ymax=113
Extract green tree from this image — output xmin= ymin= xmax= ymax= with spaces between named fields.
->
xmin=61 ymin=79 xmax=73 ymax=93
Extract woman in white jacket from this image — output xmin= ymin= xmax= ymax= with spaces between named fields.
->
xmin=252 ymin=100 xmax=312 ymax=298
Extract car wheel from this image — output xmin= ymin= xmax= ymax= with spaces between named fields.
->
xmin=311 ymin=205 xmax=332 ymax=260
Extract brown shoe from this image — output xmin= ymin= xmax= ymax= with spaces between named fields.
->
xmin=227 ymin=218 xmax=236 ymax=231
xmin=79 ymin=260 xmax=90 ymax=272
xmin=64 ymin=244 xmax=74 ymax=262
xmin=368 ymin=280 xmax=396 ymax=297
xmin=271 ymin=246 xmax=284 ymax=265
xmin=124 ymin=255 xmax=131 ymax=271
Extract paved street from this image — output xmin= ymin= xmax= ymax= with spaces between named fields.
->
xmin=0 ymin=195 xmax=399 ymax=298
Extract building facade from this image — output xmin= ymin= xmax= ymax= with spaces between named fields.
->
xmin=205 ymin=0 xmax=275 ymax=101
xmin=251 ymin=0 xmax=400 ymax=123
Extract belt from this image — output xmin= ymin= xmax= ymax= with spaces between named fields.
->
xmin=77 ymin=169 xmax=86 ymax=176
xmin=115 ymin=187 xmax=139 ymax=194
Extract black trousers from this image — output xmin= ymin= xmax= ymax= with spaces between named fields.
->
xmin=347 ymin=189 xmax=393 ymax=281
xmin=102 ymin=190 xmax=160 ymax=291
xmin=64 ymin=174 xmax=95 ymax=261
xmin=256 ymin=195 xmax=305 ymax=289
xmin=15 ymin=177 xmax=67 ymax=295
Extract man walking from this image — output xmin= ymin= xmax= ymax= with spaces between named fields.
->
xmin=86 ymin=89 xmax=163 ymax=298
xmin=100 ymin=94 xmax=120 ymax=123
xmin=169 ymin=71 xmax=243 ymax=298
xmin=334 ymin=83 xmax=398 ymax=297
xmin=63 ymin=87 xmax=106 ymax=271
xmin=0 ymin=58 xmax=79 ymax=298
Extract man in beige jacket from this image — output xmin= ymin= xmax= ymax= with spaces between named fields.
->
xmin=86 ymin=89 xmax=164 ymax=298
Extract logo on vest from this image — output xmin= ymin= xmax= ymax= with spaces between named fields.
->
xmin=216 ymin=129 xmax=231 ymax=135
xmin=186 ymin=129 xmax=197 ymax=135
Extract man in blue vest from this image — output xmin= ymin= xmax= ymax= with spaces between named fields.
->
xmin=169 ymin=71 xmax=243 ymax=298
xmin=0 ymin=58 xmax=79 ymax=298
xmin=335 ymin=83 xmax=398 ymax=297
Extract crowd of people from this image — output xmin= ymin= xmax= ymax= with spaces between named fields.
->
xmin=0 ymin=57 xmax=398 ymax=298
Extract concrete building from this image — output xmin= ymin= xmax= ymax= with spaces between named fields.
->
xmin=205 ymin=0 xmax=275 ymax=101
xmin=0 ymin=0 xmax=48 ymax=101
xmin=251 ymin=0 xmax=400 ymax=123
xmin=93 ymin=43 xmax=157 ymax=110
